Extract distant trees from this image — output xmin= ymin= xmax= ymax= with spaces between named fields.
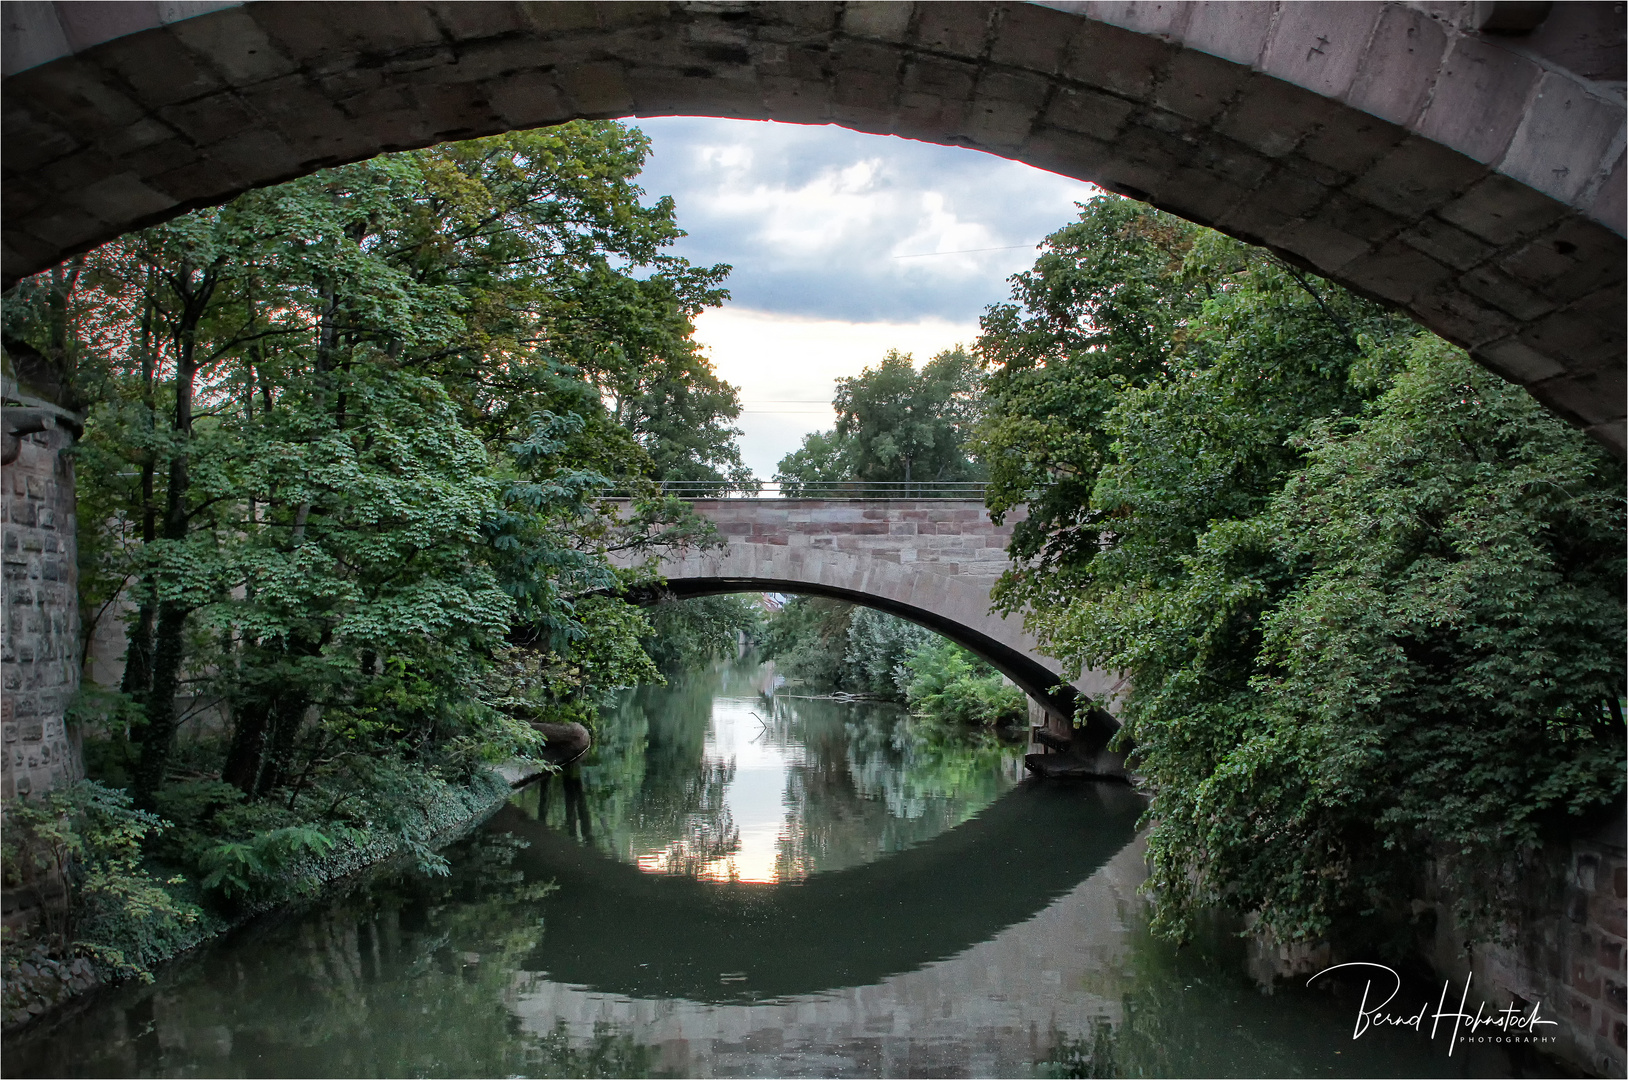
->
xmin=760 ymin=599 xmax=1025 ymax=730
xmin=774 ymin=347 xmax=983 ymax=495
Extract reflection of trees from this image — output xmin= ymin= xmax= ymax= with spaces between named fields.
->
xmin=548 ymin=670 xmax=743 ymax=874
xmin=10 ymin=832 xmax=662 ymax=1078
xmin=529 ymin=657 xmax=1023 ymax=882
xmin=1036 ymin=913 xmax=1355 ymax=1079
xmin=773 ymin=696 xmax=1025 ymax=877
xmin=638 ymin=757 xmax=741 ymax=875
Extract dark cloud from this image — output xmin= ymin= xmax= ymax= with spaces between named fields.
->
xmin=630 ymin=118 xmax=1098 ymax=323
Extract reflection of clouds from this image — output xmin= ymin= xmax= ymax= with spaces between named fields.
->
xmin=773 ymin=696 xmax=1024 ymax=878
xmin=633 ymin=698 xmax=804 ymax=883
xmin=635 ymin=759 xmax=740 ymax=878
xmin=608 ymin=674 xmax=1021 ymax=884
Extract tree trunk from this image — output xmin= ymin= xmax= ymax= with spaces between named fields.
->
xmin=221 ymin=694 xmax=272 ymax=794
xmin=133 ymin=602 xmax=187 ymax=806
xmin=132 ymin=263 xmax=215 ymax=808
xmin=121 ymin=291 xmax=160 ymax=702
xmin=255 ymin=691 xmax=309 ymax=797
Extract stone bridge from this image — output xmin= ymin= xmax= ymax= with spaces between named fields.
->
xmin=619 ymin=498 xmax=1124 ymax=728
xmin=3 ymin=0 xmax=1624 ymax=452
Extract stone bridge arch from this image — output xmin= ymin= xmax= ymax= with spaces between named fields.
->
xmin=616 ymin=498 xmax=1125 ymax=732
xmin=3 ymin=0 xmax=1624 ymax=451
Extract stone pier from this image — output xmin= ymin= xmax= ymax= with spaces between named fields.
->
xmin=1 ymin=408 xmax=82 ymax=800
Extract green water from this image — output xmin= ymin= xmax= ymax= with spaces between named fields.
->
xmin=7 ymin=660 xmax=1558 ymax=1077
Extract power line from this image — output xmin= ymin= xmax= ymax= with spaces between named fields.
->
xmin=891 ymin=244 xmax=1034 ymax=259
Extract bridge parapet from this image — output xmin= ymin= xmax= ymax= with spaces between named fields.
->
xmin=689 ymin=499 xmax=1024 ymax=583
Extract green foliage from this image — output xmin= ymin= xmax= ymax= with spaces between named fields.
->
xmin=761 ymin=598 xmax=939 ymax=701
xmin=842 ymin=607 xmax=934 ymax=699
xmin=1 ymin=781 xmax=201 ymax=982
xmin=775 ymin=347 xmax=983 ymax=493
xmin=641 ymin=595 xmax=764 ymax=671
xmin=761 ymin=600 xmax=1022 ymax=729
xmin=772 ymin=430 xmax=851 ymax=496
xmin=979 ymin=196 xmax=1626 ymax=943
xmin=23 ymin=120 xmax=742 ymax=801
xmin=760 ymin=596 xmax=854 ymax=689
xmin=900 ymin=638 xmax=1027 ymax=727
xmin=197 ymin=825 xmax=341 ymax=900
xmin=4 ymin=123 xmax=756 ymax=1002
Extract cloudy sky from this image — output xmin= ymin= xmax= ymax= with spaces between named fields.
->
xmin=628 ymin=117 xmax=1100 ymax=479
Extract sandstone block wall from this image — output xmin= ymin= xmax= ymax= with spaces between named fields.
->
xmin=1429 ymin=822 xmax=1628 ymax=1078
xmin=695 ymin=499 xmax=1024 ymax=582
xmin=626 ymin=498 xmax=1130 ymax=722
xmin=1 ymin=420 xmax=82 ymax=800
xmin=4 ymin=1 xmax=1624 ymax=454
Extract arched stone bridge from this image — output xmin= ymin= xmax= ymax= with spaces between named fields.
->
xmin=4 ymin=0 xmax=1624 ymax=452
xmin=616 ymin=498 xmax=1126 ymax=728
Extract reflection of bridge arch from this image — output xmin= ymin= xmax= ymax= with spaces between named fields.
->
xmin=502 ymin=778 xmax=1145 ymax=1003
xmin=619 ymin=498 xmax=1124 ymax=731
xmin=4 ymin=1 xmax=1623 ymax=451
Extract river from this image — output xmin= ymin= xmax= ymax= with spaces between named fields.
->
xmin=7 ymin=658 xmax=1556 ymax=1077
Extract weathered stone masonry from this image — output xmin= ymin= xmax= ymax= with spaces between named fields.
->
xmin=0 ymin=415 xmax=81 ymax=801
xmin=1424 ymin=825 xmax=1628 ymax=1077
xmin=2 ymin=1 xmax=1625 ymax=454
xmin=621 ymin=497 xmax=1131 ymax=720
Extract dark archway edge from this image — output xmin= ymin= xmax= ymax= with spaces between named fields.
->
xmin=3 ymin=1 xmax=1623 ymax=454
xmin=627 ymin=576 xmax=1119 ymax=750
xmin=500 ymin=777 xmax=1145 ymax=1003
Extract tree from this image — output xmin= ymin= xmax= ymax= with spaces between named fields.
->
xmin=774 ymin=347 xmax=982 ymax=495
xmin=771 ymin=430 xmax=851 ymax=497
xmin=976 ymin=195 xmax=1625 ymax=943
xmin=14 ymin=122 xmax=746 ymax=863
xmin=973 ymin=198 xmax=1204 ymax=613
xmin=640 ymin=595 xmax=764 ymax=671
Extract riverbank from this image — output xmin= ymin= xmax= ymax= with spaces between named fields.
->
xmin=2 ymin=767 xmax=517 ymax=1033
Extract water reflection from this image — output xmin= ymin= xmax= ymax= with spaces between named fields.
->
xmin=521 ymin=658 xmax=1025 ymax=883
xmin=7 ymin=661 xmax=1553 ymax=1078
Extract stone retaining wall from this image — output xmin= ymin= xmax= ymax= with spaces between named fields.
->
xmin=1427 ymin=824 xmax=1628 ymax=1077
xmin=1 ymin=419 xmax=82 ymax=801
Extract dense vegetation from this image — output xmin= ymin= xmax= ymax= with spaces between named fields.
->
xmin=761 ymin=598 xmax=1027 ymax=731
xmin=639 ymin=594 xmax=764 ymax=672
xmin=766 ymin=339 xmax=1022 ymax=733
xmin=4 ymin=125 xmax=1620 ymax=1021
xmin=974 ymin=196 xmax=1625 ymax=945
xmin=2 ymin=123 xmax=752 ymax=998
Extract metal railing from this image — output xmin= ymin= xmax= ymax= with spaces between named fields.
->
xmin=632 ymin=480 xmax=989 ymax=500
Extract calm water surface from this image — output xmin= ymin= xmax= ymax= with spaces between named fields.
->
xmin=8 ymin=660 xmax=1554 ymax=1078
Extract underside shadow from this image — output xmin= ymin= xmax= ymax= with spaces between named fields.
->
xmin=497 ymin=778 xmax=1145 ymax=1002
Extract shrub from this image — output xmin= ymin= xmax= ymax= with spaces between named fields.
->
xmin=900 ymin=639 xmax=1027 ymax=727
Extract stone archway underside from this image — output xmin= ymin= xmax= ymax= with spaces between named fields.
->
xmin=3 ymin=1 xmax=1624 ymax=452
xmin=655 ymin=574 xmax=1078 ymax=717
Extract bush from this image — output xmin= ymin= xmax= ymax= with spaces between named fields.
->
xmin=843 ymin=608 xmax=934 ymax=699
xmin=642 ymin=595 xmax=764 ymax=671
xmin=1 ymin=781 xmax=201 ymax=985
xmin=761 ymin=596 xmax=852 ymax=688
xmin=900 ymin=639 xmax=1027 ymax=727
